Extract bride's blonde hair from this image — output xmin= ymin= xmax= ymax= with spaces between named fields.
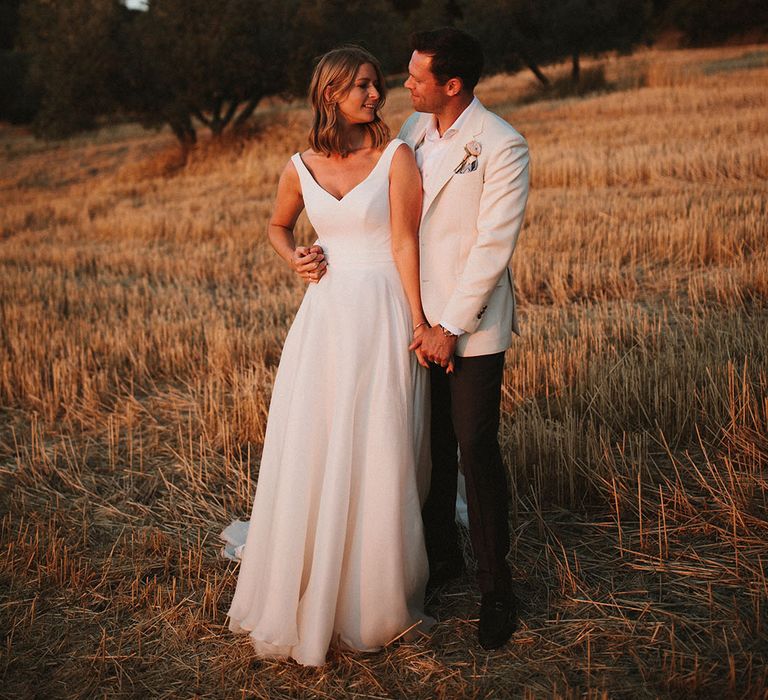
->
xmin=308 ymin=46 xmax=390 ymax=157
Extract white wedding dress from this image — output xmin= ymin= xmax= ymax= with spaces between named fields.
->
xmin=222 ymin=139 xmax=433 ymax=667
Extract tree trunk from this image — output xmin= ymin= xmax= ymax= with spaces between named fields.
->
xmin=210 ymin=95 xmax=224 ymax=136
xmin=192 ymin=108 xmax=211 ymax=128
xmin=218 ymin=99 xmax=240 ymax=132
xmin=522 ymin=54 xmax=550 ymax=86
xmin=572 ymin=52 xmax=580 ymax=83
xmin=198 ymin=98 xmax=241 ymax=138
xmin=233 ymin=95 xmax=262 ymax=131
xmin=169 ymin=115 xmax=196 ymax=152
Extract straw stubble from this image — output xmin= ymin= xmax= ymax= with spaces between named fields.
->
xmin=1 ymin=43 xmax=766 ymax=698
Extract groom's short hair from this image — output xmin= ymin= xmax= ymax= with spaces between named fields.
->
xmin=411 ymin=27 xmax=483 ymax=92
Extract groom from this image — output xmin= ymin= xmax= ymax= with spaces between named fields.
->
xmin=400 ymin=27 xmax=530 ymax=650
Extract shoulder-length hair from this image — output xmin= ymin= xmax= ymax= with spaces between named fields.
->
xmin=308 ymin=46 xmax=390 ymax=157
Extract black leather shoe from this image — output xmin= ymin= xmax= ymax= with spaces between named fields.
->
xmin=425 ymin=556 xmax=465 ymax=596
xmin=478 ymin=590 xmax=518 ymax=650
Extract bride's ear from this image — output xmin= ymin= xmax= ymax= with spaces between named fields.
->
xmin=323 ymin=86 xmax=336 ymax=106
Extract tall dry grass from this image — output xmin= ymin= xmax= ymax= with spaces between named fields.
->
xmin=1 ymin=44 xmax=767 ymax=698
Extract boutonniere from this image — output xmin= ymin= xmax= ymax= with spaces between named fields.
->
xmin=455 ymin=140 xmax=482 ymax=174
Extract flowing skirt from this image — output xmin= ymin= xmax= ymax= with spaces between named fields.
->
xmin=223 ymin=260 xmax=433 ymax=666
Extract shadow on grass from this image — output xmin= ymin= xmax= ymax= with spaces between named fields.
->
xmin=517 ymin=65 xmax=615 ymax=105
xmin=702 ymin=49 xmax=768 ymax=75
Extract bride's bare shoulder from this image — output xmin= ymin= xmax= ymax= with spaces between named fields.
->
xmin=275 ymin=156 xmax=303 ymax=196
xmin=300 ymin=148 xmax=326 ymax=163
xmin=390 ymin=140 xmax=417 ymax=168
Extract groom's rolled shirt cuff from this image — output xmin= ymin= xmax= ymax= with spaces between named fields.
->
xmin=439 ymin=321 xmax=465 ymax=337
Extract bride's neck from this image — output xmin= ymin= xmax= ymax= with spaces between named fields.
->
xmin=336 ymin=120 xmax=370 ymax=154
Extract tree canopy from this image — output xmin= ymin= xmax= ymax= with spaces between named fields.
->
xmin=7 ymin=0 xmax=766 ymax=145
xmin=461 ymin=0 xmax=651 ymax=82
xmin=0 ymin=0 xmax=37 ymax=122
xmin=19 ymin=0 xmax=294 ymax=146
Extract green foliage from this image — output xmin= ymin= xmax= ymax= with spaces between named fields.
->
xmin=661 ymin=0 xmax=768 ymax=45
xmin=19 ymin=0 xmax=123 ymax=137
xmin=459 ymin=0 xmax=530 ymax=75
xmin=19 ymin=0 xmax=295 ymax=145
xmin=1 ymin=0 xmax=38 ymax=123
xmin=461 ymin=0 xmax=651 ymax=82
xmin=16 ymin=0 xmax=416 ymax=145
xmin=0 ymin=50 xmax=39 ymax=123
xmin=11 ymin=0 xmax=765 ymax=145
xmin=283 ymin=0 xmax=409 ymax=91
xmin=115 ymin=0 xmax=294 ymax=144
xmin=539 ymin=0 xmax=651 ymax=57
xmin=1 ymin=0 xmax=22 ymax=50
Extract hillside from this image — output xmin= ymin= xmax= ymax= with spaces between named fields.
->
xmin=1 ymin=44 xmax=767 ymax=698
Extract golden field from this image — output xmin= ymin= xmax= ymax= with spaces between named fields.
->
xmin=1 ymin=44 xmax=767 ymax=698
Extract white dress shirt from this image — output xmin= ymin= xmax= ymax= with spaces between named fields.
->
xmin=415 ymin=97 xmax=480 ymax=337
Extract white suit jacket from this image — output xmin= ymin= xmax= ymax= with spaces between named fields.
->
xmin=398 ymin=100 xmax=530 ymax=357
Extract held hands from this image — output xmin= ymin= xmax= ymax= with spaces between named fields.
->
xmin=409 ymin=324 xmax=456 ymax=374
xmin=291 ymin=245 xmax=327 ymax=283
xmin=410 ymin=323 xmax=430 ymax=369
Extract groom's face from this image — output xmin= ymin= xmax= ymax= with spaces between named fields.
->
xmin=405 ymin=51 xmax=448 ymax=114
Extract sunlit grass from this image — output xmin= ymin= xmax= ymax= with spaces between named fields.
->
xmin=1 ymin=43 xmax=766 ymax=697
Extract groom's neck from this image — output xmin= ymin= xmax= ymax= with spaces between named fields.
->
xmin=435 ymin=92 xmax=474 ymax=137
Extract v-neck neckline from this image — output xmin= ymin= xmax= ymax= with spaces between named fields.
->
xmin=296 ymin=140 xmax=397 ymax=203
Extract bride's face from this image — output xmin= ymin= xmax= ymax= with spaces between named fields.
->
xmin=335 ymin=63 xmax=381 ymax=125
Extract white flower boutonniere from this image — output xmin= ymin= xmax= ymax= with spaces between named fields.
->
xmin=455 ymin=140 xmax=482 ymax=174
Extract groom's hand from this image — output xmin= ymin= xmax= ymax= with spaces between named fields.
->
xmin=291 ymin=245 xmax=327 ymax=283
xmin=413 ymin=326 xmax=457 ymax=374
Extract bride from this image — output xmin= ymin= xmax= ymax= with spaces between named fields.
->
xmin=221 ymin=45 xmax=434 ymax=667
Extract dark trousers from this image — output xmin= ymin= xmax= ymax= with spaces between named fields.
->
xmin=423 ymin=351 xmax=512 ymax=595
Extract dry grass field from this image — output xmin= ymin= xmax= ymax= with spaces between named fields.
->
xmin=1 ymin=44 xmax=767 ymax=698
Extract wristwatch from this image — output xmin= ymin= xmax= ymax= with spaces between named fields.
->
xmin=439 ymin=324 xmax=457 ymax=337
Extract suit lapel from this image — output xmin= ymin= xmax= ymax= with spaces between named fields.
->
xmin=422 ymin=102 xmax=487 ymax=216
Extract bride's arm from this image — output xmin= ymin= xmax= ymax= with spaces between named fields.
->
xmin=389 ymin=143 xmax=429 ymax=366
xmin=269 ymin=160 xmax=326 ymax=283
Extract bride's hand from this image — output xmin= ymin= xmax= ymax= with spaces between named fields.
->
xmin=291 ymin=245 xmax=327 ymax=283
xmin=409 ymin=323 xmax=430 ymax=369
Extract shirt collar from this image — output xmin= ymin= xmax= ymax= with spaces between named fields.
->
xmin=425 ymin=96 xmax=480 ymax=143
